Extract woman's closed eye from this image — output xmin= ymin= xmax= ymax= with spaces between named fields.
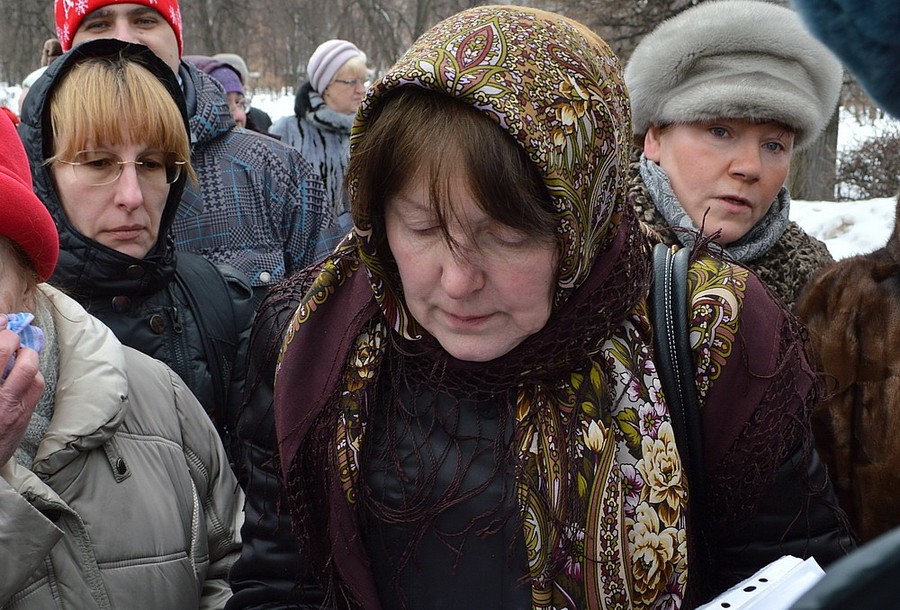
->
xmin=488 ymin=229 xmax=530 ymax=248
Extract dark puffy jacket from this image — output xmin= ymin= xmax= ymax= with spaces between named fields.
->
xmin=227 ymin=267 xmax=854 ymax=609
xmin=19 ymin=41 xmax=254 ymax=454
xmin=227 ymin=271 xmax=315 ymax=609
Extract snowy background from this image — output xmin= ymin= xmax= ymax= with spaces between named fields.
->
xmin=4 ymin=84 xmax=898 ymax=261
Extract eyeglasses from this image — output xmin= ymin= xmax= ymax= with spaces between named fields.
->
xmin=332 ymin=78 xmax=368 ymax=88
xmin=56 ymin=150 xmax=186 ymax=186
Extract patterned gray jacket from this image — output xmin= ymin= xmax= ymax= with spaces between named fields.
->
xmin=173 ymin=64 xmax=329 ymax=289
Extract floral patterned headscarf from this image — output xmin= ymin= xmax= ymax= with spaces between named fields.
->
xmin=275 ymin=6 xmax=699 ymax=609
xmin=350 ymin=5 xmax=643 ymax=344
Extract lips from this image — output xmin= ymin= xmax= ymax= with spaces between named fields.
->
xmin=718 ymin=195 xmax=751 ymax=207
xmin=442 ymin=310 xmax=492 ymax=328
xmin=108 ymin=225 xmax=145 ymax=239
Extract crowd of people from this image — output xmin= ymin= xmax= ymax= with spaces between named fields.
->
xmin=1 ymin=0 xmax=899 ymax=607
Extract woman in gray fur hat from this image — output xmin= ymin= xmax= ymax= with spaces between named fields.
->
xmin=625 ymin=0 xmax=843 ymax=308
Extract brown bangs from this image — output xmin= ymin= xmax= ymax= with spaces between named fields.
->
xmin=47 ymin=58 xmax=192 ymax=178
xmin=350 ymin=86 xmax=557 ymax=252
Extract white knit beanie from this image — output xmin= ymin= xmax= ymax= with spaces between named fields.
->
xmin=307 ymin=39 xmax=364 ymax=93
xmin=625 ymin=0 xmax=843 ymax=149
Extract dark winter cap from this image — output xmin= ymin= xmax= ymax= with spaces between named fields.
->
xmin=792 ymin=0 xmax=900 ymax=118
xmin=184 ymin=55 xmax=243 ymax=95
xmin=626 ymin=0 xmax=843 ymax=149
xmin=209 ymin=65 xmax=244 ymax=95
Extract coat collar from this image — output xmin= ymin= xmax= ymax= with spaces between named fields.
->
xmin=29 ymin=285 xmax=129 ymax=476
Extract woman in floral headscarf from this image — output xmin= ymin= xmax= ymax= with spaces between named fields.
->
xmin=228 ymin=6 xmax=851 ymax=609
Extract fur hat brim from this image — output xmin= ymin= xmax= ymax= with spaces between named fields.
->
xmin=626 ymin=0 xmax=843 ymax=149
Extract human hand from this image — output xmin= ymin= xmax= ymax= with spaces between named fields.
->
xmin=0 ymin=315 xmax=45 ymax=466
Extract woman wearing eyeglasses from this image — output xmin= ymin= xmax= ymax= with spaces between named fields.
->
xmin=19 ymin=40 xmax=253 ymax=461
xmin=271 ymin=39 xmax=369 ymax=257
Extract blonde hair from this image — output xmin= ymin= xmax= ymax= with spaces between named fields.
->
xmin=0 ymin=235 xmax=40 ymax=311
xmin=47 ymin=56 xmax=195 ymax=183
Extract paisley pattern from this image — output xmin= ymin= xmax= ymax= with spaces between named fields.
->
xmin=686 ymin=256 xmax=749 ymax=398
xmin=277 ymin=7 xmax=749 ymax=608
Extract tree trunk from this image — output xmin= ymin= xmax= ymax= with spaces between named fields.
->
xmin=787 ymin=109 xmax=839 ymax=201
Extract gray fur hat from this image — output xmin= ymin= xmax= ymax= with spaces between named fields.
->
xmin=625 ymin=0 xmax=843 ymax=149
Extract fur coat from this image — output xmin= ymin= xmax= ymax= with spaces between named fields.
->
xmin=796 ymin=196 xmax=900 ymax=542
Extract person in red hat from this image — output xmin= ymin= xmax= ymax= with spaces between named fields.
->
xmin=0 ymin=111 xmax=56 ymax=468
xmin=47 ymin=0 xmax=328 ymax=305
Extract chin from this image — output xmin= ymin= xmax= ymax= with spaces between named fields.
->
xmin=439 ymin=337 xmax=521 ymax=363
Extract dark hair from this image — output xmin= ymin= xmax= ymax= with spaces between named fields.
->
xmin=348 ymin=86 xmax=557 ymax=253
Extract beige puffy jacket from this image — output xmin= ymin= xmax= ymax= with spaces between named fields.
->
xmin=0 ymin=285 xmax=242 ymax=609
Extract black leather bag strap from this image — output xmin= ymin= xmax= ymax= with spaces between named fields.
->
xmin=650 ymin=243 xmax=705 ymax=503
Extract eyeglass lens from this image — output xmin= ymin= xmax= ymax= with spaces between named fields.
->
xmin=68 ymin=151 xmax=184 ymax=186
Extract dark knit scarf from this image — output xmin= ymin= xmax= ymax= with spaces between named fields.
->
xmin=294 ymin=81 xmax=355 ymax=134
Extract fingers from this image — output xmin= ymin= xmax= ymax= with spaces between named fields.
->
xmin=4 ymin=347 xmax=44 ymax=401
xmin=0 ymin=346 xmax=43 ymax=466
xmin=0 ymin=320 xmax=44 ymax=405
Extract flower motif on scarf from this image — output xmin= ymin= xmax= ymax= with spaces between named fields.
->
xmin=636 ymin=422 xmax=686 ymax=527
xmin=346 ymin=325 xmax=386 ymax=392
xmin=628 ymin=503 xmax=684 ymax=608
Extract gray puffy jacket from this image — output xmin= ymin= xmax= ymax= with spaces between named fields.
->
xmin=0 ymin=286 xmax=242 ymax=609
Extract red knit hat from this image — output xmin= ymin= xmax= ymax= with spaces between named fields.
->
xmin=55 ymin=0 xmax=184 ymax=56
xmin=0 ymin=113 xmax=59 ymax=280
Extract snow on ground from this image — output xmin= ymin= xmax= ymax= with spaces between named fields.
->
xmin=791 ymin=197 xmax=895 ymax=260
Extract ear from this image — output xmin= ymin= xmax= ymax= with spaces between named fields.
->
xmin=643 ymin=126 xmax=662 ymax=162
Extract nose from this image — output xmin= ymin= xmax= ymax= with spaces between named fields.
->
xmin=233 ymin=107 xmax=247 ymax=128
xmin=729 ymin=141 xmax=762 ymax=182
xmin=110 ymin=21 xmax=140 ymax=44
xmin=441 ymin=249 xmax=485 ymax=299
xmin=113 ymin=164 xmax=145 ymax=211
